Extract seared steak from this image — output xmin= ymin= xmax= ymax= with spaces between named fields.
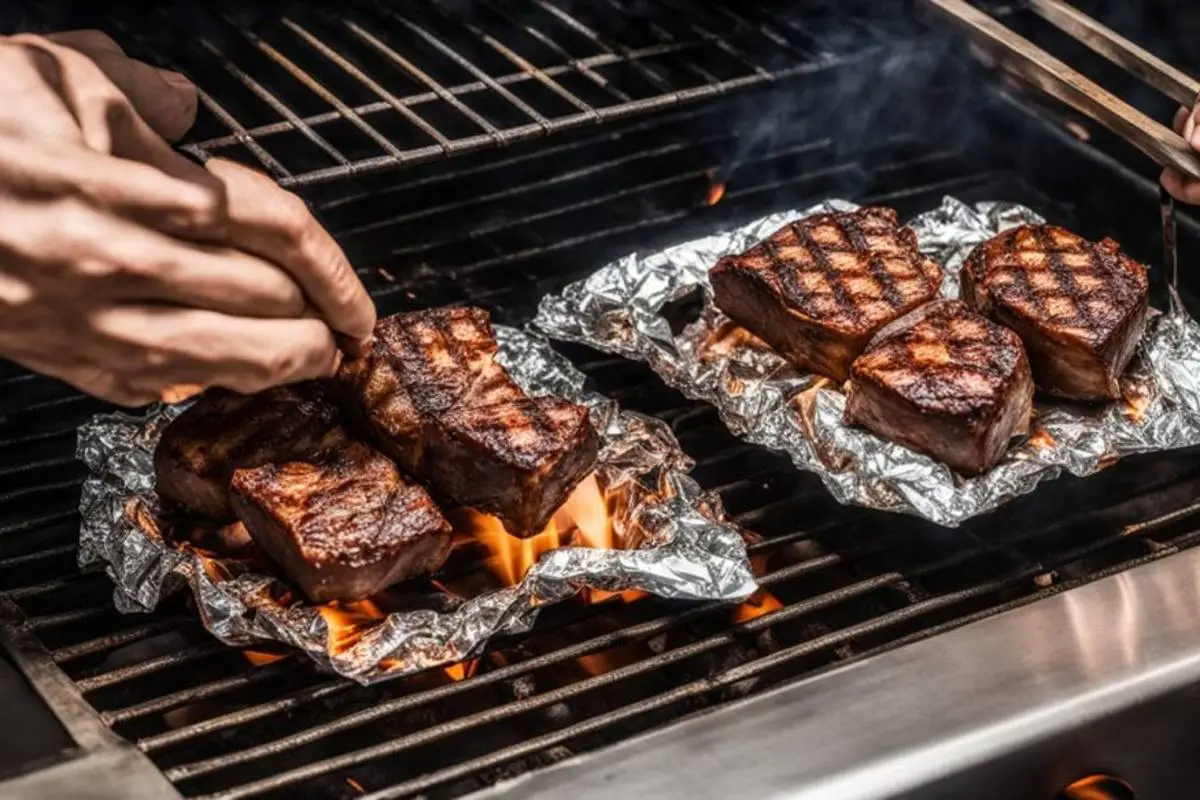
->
xmin=844 ymin=300 xmax=1034 ymax=476
xmin=338 ymin=307 xmax=600 ymax=536
xmin=710 ymin=207 xmax=943 ymax=381
xmin=962 ymin=224 xmax=1149 ymax=401
xmin=154 ymin=386 xmax=343 ymax=520
xmin=231 ymin=441 xmax=452 ymax=603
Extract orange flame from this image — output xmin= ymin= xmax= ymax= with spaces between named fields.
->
xmin=318 ymin=599 xmax=387 ymax=654
xmin=732 ymin=588 xmax=783 ymax=624
xmin=443 ymin=658 xmax=480 ymax=681
xmin=242 ymin=649 xmax=288 ymax=667
xmin=346 ymin=777 xmax=365 ymax=794
xmin=706 ymin=182 xmax=727 ymax=207
xmin=458 ymin=474 xmax=627 ymax=592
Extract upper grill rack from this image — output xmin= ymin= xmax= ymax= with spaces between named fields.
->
xmin=11 ymin=0 xmax=892 ymax=187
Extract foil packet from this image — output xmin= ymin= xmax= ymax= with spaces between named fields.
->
xmin=534 ymin=197 xmax=1200 ymax=527
xmin=76 ymin=327 xmax=757 ymax=684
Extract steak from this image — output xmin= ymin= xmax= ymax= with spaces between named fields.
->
xmin=710 ymin=206 xmax=943 ymax=381
xmin=337 ymin=307 xmax=600 ymax=537
xmin=154 ymin=385 xmax=344 ymax=520
xmin=231 ymin=441 xmax=452 ymax=603
xmin=962 ymin=224 xmax=1149 ymax=401
xmin=844 ymin=300 xmax=1034 ymax=476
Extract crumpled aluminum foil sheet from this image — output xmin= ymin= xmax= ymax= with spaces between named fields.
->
xmin=76 ymin=327 xmax=757 ymax=684
xmin=534 ymin=196 xmax=1200 ymax=527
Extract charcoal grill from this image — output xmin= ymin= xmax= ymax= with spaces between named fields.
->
xmin=4 ymin=1 xmax=1200 ymax=798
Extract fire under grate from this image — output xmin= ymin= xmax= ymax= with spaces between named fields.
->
xmin=4 ymin=2 xmax=1200 ymax=799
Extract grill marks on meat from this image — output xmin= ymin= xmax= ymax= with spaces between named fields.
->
xmin=154 ymin=386 xmax=344 ymax=520
xmin=710 ymin=207 xmax=943 ymax=381
xmin=962 ymin=224 xmax=1149 ymax=401
xmin=844 ymin=300 xmax=1034 ymax=476
xmin=338 ymin=307 xmax=600 ymax=537
xmin=231 ymin=441 xmax=452 ymax=603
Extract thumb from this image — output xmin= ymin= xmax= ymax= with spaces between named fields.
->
xmin=44 ymin=29 xmax=198 ymax=142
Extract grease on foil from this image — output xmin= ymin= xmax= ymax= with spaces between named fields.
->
xmin=77 ymin=327 xmax=757 ymax=684
xmin=535 ymin=196 xmax=1200 ymax=527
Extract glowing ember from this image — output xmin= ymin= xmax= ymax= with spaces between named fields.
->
xmin=732 ymin=588 xmax=783 ymax=624
xmin=1058 ymin=773 xmax=1134 ymax=800
xmin=706 ymin=182 xmax=727 ymax=207
xmin=443 ymin=658 xmax=480 ymax=682
xmin=586 ymin=588 xmax=648 ymax=604
xmin=458 ymin=474 xmax=621 ymax=589
xmin=346 ymin=777 xmax=365 ymax=794
xmin=241 ymin=649 xmax=288 ymax=667
xmin=1027 ymin=430 xmax=1056 ymax=449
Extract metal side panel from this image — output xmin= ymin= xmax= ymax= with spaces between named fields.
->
xmin=0 ymin=596 xmax=181 ymax=799
xmin=477 ymin=545 xmax=1200 ymax=800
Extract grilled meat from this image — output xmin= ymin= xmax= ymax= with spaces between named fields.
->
xmin=844 ymin=300 xmax=1034 ymax=476
xmin=154 ymin=386 xmax=344 ymax=520
xmin=962 ymin=224 xmax=1149 ymax=401
xmin=231 ymin=441 xmax=452 ymax=602
xmin=337 ymin=307 xmax=600 ymax=536
xmin=710 ymin=207 xmax=943 ymax=381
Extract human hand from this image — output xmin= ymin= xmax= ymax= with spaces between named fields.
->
xmin=0 ymin=32 xmax=375 ymax=406
xmin=1161 ymin=102 xmax=1200 ymax=203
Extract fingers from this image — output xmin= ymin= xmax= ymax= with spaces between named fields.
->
xmin=8 ymin=34 xmax=216 ymax=189
xmin=93 ymin=305 xmax=341 ymax=398
xmin=0 ymin=195 xmax=303 ymax=318
xmin=205 ymin=158 xmax=376 ymax=351
xmin=43 ymin=30 xmax=198 ymax=142
xmin=1161 ymin=167 xmax=1200 ymax=204
xmin=0 ymin=136 xmax=225 ymax=240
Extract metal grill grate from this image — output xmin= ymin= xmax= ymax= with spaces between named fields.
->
xmin=3 ymin=77 xmax=1200 ymax=797
xmin=8 ymin=0 xmax=899 ymax=187
xmin=3 ymin=3 xmax=1200 ymax=798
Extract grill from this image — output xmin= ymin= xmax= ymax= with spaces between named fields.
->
xmin=3 ymin=1 xmax=1200 ymax=799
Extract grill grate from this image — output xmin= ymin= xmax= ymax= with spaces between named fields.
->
xmin=8 ymin=0 xmax=898 ymax=187
xmin=3 ymin=3 xmax=1200 ymax=798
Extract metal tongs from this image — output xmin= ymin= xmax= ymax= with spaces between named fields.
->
xmin=923 ymin=0 xmax=1200 ymax=292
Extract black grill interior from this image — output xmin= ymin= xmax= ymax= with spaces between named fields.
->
xmin=3 ymin=1 xmax=1200 ymax=798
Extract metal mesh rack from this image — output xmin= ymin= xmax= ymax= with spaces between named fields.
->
xmin=10 ymin=0 xmax=902 ymax=187
xmin=3 ymin=78 xmax=1200 ymax=797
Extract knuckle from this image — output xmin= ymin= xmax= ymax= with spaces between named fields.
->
xmin=278 ymin=191 xmax=315 ymax=240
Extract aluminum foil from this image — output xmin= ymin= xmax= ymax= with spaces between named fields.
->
xmin=76 ymin=327 xmax=757 ymax=684
xmin=535 ymin=196 xmax=1200 ymax=527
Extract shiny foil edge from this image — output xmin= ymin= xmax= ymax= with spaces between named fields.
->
xmin=75 ymin=326 xmax=758 ymax=685
xmin=533 ymin=196 xmax=1200 ymax=527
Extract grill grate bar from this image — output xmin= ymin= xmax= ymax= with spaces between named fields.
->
xmin=434 ymin=1 xmax=598 ymax=118
xmin=475 ymin=0 xmax=633 ymax=102
xmin=370 ymin=2 xmax=552 ymax=130
xmin=138 ymin=680 xmax=352 ymax=753
xmin=102 ymin=15 xmax=291 ymax=177
xmin=534 ymin=0 xmax=679 ymax=95
xmin=0 ymin=511 xmax=77 ymax=539
xmin=0 ymin=478 xmax=83 ymax=508
xmin=0 ymin=427 xmax=78 ymax=450
xmin=281 ymin=17 xmax=452 ymax=149
xmin=226 ymin=14 xmax=406 ymax=161
xmin=0 ymin=542 xmax=77 ymax=570
xmin=5 ymin=574 xmax=92 ymax=601
xmin=162 ymin=489 xmax=1200 ymax=785
xmin=25 ymin=605 xmax=108 ymax=630
xmin=76 ymin=643 xmax=227 ymax=693
xmin=376 ymin=134 xmax=835 ymax=259
xmin=52 ymin=615 xmax=196 ymax=664
xmin=189 ymin=41 xmax=733 ymax=153
xmin=178 ymin=16 xmax=349 ymax=166
xmin=355 ymin=555 xmax=1145 ymax=800
xmin=103 ymin=658 xmax=295 ymax=725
